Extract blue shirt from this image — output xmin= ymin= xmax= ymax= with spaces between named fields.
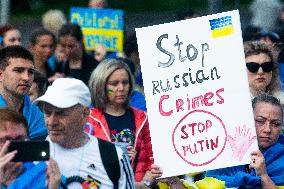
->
xmin=279 ymin=63 xmax=284 ymax=90
xmin=206 ymin=143 xmax=284 ymax=188
xmin=130 ymin=90 xmax=147 ymax=112
xmin=7 ymin=162 xmax=66 ymax=189
xmin=0 ymin=95 xmax=47 ymax=139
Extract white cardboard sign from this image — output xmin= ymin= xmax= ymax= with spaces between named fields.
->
xmin=135 ymin=10 xmax=258 ymax=178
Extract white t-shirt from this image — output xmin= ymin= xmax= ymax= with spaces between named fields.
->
xmin=47 ymin=135 xmax=135 ymax=189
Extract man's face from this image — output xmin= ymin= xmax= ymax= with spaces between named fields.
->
xmin=0 ymin=58 xmax=34 ymax=97
xmin=0 ymin=122 xmax=27 ymax=184
xmin=0 ymin=121 xmax=28 ymax=148
xmin=254 ymin=102 xmax=283 ymax=150
xmin=43 ymin=103 xmax=88 ymax=147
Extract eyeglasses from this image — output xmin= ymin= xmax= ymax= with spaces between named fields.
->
xmin=246 ymin=62 xmax=274 ymax=73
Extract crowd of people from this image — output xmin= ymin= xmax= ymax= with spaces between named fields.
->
xmin=0 ymin=0 xmax=284 ymax=188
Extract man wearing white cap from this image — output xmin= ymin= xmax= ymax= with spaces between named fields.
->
xmin=35 ymin=78 xmax=135 ymax=189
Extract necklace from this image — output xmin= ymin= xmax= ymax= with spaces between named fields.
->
xmin=52 ymin=135 xmax=90 ymax=176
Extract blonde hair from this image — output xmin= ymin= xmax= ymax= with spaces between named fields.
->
xmin=42 ymin=9 xmax=66 ymax=35
xmin=88 ymin=59 xmax=134 ymax=109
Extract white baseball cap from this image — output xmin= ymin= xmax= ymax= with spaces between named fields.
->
xmin=34 ymin=78 xmax=91 ymax=108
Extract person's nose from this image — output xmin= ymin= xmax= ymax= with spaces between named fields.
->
xmin=45 ymin=47 xmax=52 ymax=55
xmin=21 ymin=70 xmax=31 ymax=81
xmin=262 ymin=120 xmax=271 ymax=133
xmin=47 ymin=112 xmax=59 ymax=126
xmin=117 ymin=83 xmax=124 ymax=91
xmin=60 ymin=46 xmax=68 ymax=54
xmin=257 ymin=66 xmax=264 ymax=74
xmin=14 ymin=40 xmax=21 ymax=46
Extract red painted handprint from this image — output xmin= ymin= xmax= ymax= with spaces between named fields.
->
xmin=228 ymin=125 xmax=257 ymax=161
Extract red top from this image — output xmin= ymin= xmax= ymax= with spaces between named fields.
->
xmin=86 ymin=107 xmax=153 ymax=182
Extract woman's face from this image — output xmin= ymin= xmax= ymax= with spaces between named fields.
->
xmin=59 ymin=35 xmax=82 ymax=61
xmin=246 ymin=53 xmax=273 ymax=95
xmin=2 ymin=29 xmax=22 ymax=47
xmin=106 ymin=69 xmax=130 ymax=106
xmin=254 ymin=102 xmax=282 ymax=150
xmin=31 ymin=35 xmax=55 ymax=63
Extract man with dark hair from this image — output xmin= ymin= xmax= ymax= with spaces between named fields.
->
xmin=0 ymin=45 xmax=47 ymax=139
xmin=0 ymin=107 xmax=61 ymax=189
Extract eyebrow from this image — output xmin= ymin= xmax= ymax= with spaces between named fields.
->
xmin=255 ymin=116 xmax=281 ymax=121
xmin=44 ymin=105 xmax=74 ymax=112
xmin=13 ymin=66 xmax=35 ymax=70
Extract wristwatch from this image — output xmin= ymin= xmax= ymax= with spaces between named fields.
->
xmin=143 ymin=179 xmax=153 ymax=188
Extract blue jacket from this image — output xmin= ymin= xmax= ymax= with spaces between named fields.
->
xmin=7 ymin=162 xmax=47 ymax=189
xmin=0 ymin=95 xmax=47 ymax=139
xmin=278 ymin=134 xmax=284 ymax=145
xmin=7 ymin=162 xmax=65 ymax=189
xmin=279 ymin=63 xmax=284 ymax=90
xmin=206 ymin=143 xmax=284 ymax=188
xmin=130 ymin=90 xmax=147 ymax=112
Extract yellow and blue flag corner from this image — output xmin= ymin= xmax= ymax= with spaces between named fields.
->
xmin=209 ymin=16 xmax=234 ymax=38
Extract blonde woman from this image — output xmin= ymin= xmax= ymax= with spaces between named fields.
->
xmin=86 ymin=59 xmax=153 ymax=187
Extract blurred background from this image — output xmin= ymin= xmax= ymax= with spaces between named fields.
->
xmin=0 ymin=0 xmax=257 ymax=46
xmin=1 ymin=0 xmax=284 ymax=47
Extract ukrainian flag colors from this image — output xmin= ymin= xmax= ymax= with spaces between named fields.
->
xmin=209 ymin=16 xmax=234 ymax=38
xmin=70 ymin=7 xmax=124 ymax=52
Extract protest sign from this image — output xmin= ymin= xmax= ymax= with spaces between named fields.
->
xmin=70 ymin=7 xmax=123 ymax=52
xmin=136 ymin=10 xmax=258 ymax=178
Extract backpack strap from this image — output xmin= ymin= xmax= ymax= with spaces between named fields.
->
xmin=98 ymin=138 xmax=120 ymax=189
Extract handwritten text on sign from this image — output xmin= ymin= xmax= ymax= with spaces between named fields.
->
xmin=154 ymin=35 xmax=222 ymax=118
xmin=154 ymin=36 xmax=220 ymax=93
xmin=70 ymin=7 xmax=123 ymax=52
xmin=152 ymin=30 xmax=227 ymax=168
xmin=136 ymin=10 xmax=257 ymax=178
xmin=173 ymin=109 xmax=227 ymax=166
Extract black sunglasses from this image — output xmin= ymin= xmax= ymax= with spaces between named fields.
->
xmin=246 ymin=62 xmax=274 ymax=73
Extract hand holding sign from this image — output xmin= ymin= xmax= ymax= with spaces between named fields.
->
xmin=228 ymin=125 xmax=257 ymax=161
xmin=249 ymin=150 xmax=267 ymax=177
xmin=136 ymin=10 xmax=258 ymax=177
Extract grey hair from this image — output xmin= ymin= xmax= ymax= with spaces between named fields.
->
xmin=252 ymin=93 xmax=283 ymax=118
xmin=88 ymin=59 xmax=134 ymax=109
